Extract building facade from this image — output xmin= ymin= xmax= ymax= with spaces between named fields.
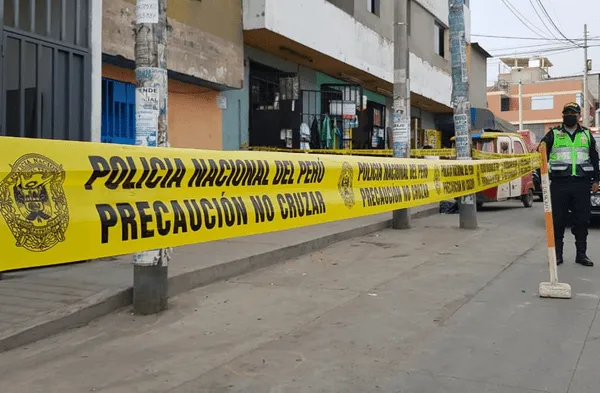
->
xmin=221 ymin=0 xmax=474 ymax=151
xmin=467 ymin=43 xmax=491 ymax=109
xmin=0 ymin=0 xmax=94 ymax=141
xmin=487 ymin=57 xmax=598 ymax=139
xmin=101 ymin=0 xmax=244 ymax=149
xmin=1 ymin=0 xmax=485 ymax=152
xmin=0 ymin=0 xmax=245 ymax=148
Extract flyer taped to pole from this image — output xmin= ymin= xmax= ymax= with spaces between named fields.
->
xmin=0 ymin=137 xmax=540 ymax=271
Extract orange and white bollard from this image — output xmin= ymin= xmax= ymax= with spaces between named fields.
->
xmin=538 ymin=143 xmax=572 ymax=298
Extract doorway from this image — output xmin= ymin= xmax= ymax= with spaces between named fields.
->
xmin=248 ymin=61 xmax=300 ymax=148
xmin=1 ymin=0 xmax=91 ymax=141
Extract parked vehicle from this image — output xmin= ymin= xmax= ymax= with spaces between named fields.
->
xmin=533 ymin=168 xmax=542 ymax=200
xmin=518 ymin=130 xmax=538 ymax=152
xmin=452 ymin=132 xmax=535 ymax=209
xmin=590 ymin=129 xmax=600 ymax=217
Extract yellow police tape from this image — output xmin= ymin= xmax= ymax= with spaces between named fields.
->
xmin=0 ymin=137 xmax=540 ymax=271
xmin=471 ymin=150 xmax=534 ymax=160
xmin=248 ymin=146 xmax=457 ymax=158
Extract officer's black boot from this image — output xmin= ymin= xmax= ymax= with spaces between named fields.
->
xmin=556 ymin=241 xmax=564 ymax=265
xmin=575 ymin=242 xmax=594 ymax=266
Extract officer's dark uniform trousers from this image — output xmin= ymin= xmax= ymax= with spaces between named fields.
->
xmin=551 ymin=178 xmax=590 ymax=250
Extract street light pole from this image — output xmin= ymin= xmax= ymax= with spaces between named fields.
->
xmin=133 ymin=0 xmax=170 ymax=314
xmin=448 ymin=0 xmax=477 ymax=229
xmin=392 ymin=0 xmax=411 ymax=229
xmin=583 ymin=24 xmax=589 ymax=127
xmin=518 ymin=80 xmax=523 ymax=131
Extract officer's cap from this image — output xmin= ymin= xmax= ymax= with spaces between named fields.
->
xmin=562 ymin=102 xmax=581 ymax=114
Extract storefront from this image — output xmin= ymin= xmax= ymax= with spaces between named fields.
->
xmin=101 ymin=62 xmax=223 ymax=151
xmin=0 ymin=0 xmax=91 ymax=141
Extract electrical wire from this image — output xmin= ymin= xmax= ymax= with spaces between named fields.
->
xmin=528 ymin=0 xmax=560 ymax=41
xmin=535 ymin=0 xmax=582 ymax=47
xmin=472 ymin=34 xmax=600 ymax=41
xmin=491 ymin=46 xmax=577 ymax=58
xmin=487 ymin=41 xmax=584 ymax=52
xmin=489 ymin=44 xmax=600 ymax=58
xmin=500 ymin=0 xmax=553 ymax=40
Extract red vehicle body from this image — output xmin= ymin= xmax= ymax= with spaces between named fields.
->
xmin=475 ymin=132 xmax=535 ymax=209
xmin=453 ymin=132 xmax=535 ymax=209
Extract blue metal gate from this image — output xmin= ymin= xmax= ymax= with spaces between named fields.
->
xmin=101 ymin=78 xmax=136 ymax=144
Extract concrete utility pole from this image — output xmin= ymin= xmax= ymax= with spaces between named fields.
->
xmin=133 ymin=0 xmax=169 ymax=315
xmin=583 ymin=24 xmax=589 ymax=127
xmin=518 ymin=80 xmax=523 ymax=131
xmin=448 ymin=0 xmax=477 ymax=229
xmin=392 ymin=0 xmax=411 ymax=230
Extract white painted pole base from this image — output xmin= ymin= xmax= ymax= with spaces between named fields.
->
xmin=539 ymin=282 xmax=572 ymax=299
xmin=538 ymin=143 xmax=571 ymax=299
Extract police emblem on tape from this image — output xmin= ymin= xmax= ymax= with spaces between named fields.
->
xmin=433 ymin=167 xmax=442 ymax=195
xmin=338 ymin=162 xmax=355 ymax=209
xmin=0 ymin=154 xmax=69 ymax=252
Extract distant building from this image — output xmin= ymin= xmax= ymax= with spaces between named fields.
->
xmin=487 ymin=57 xmax=598 ymax=139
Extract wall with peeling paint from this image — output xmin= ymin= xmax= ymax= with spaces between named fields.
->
xmin=410 ymin=53 xmax=452 ymax=108
xmin=349 ymin=0 xmax=395 ymax=40
xmin=469 ymin=46 xmax=488 ymax=109
xmin=413 ymin=0 xmax=449 ymax=25
xmin=244 ymin=0 xmax=394 ymax=83
xmin=244 ymin=0 xmax=455 ymax=108
xmin=103 ymin=64 xmax=223 ymax=150
xmin=103 ymin=0 xmax=244 ymax=89
xmin=409 ymin=1 xmax=450 ymax=74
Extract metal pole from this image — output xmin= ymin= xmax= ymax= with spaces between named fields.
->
xmin=133 ymin=0 xmax=169 ymax=315
xmin=518 ymin=80 xmax=523 ymax=131
xmin=448 ymin=0 xmax=477 ymax=229
xmin=583 ymin=24 xmax=589 ymax=127
xmin=391 ymin=0 xmax=411 ymax=229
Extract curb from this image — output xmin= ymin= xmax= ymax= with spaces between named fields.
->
xmin=0 ymin=207 xmax=438 ymax=353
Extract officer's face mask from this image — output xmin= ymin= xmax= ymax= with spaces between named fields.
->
xmin=563 ymin=114 xmax=579 ymax=127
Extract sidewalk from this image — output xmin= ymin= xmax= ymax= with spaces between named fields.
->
xmin=0 ymin=204 xmax=438 ymax=352
xmin=4 ymin=202 xmax=596 ymax=392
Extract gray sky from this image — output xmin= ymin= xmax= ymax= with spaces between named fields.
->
xmin=470 ymin=0 xmax=600 ymax=84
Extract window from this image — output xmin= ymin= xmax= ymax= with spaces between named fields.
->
xmin=434 ymin=22 xmax=445 ymax=57
xmin=576 ymin=92 xmax=583 ymax=106
xmin=476 ymin=140 xmax=495 ymax=152
xmin=4 ymin=0 xmax=89 ymax=48
xmin=531 ymin=95 xmax=554 ymax=110
xmin=367 ymin=0 xmax=380 ymax=16
xmin=500 ymin=97 xmax=510 ymax=112
xmin=513 ymin=140 xmax=525 ymax=154
xmin=499 ymin=138 xmax=511 ymax=154
xmin=101 ymin=78 xmax=136 ymax=145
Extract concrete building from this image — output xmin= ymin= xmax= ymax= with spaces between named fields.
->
xmin=1 ymin=0 xmax=95 ymax=141
xmin=221 ymin=0 xmax=474 ymax=151
xmin=487 ymin=57 xmax=598 ymax=139
xmin=548 ymin=73 xmax=600 ymax=110
xmin=0 ymin=0 xmax=245 ymax=149
xmin=0 ymin=1 xmax=487 ymax=152
xmin=433 ymin=41 xmax=507 ymax=144
xmin=467 ymin=43 xmax=492 ymax=109
xmin=101 ymin=0 xmax=244 ymax=149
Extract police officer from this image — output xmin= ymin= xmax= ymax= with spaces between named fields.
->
xmin=539 ymin=102 xmax=599 ymax=266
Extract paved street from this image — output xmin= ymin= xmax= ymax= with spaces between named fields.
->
xmin=1 ymin=202 xmax=600 ymax=392
xmin=0 ymin=205 xmax=436 ymax=352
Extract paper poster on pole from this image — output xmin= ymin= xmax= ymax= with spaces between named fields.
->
xmin=392 ymin=112 xmax=410 ymax=158
xmin=136 ymin=0 xmax=159 ymax=24
xmin=459 ymin=37 xmax=468 ymax=83
xmin=453 ymin=113 xmax=470 ymax=159
xmin=136 ymin=87 xmax=159 ymax=147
